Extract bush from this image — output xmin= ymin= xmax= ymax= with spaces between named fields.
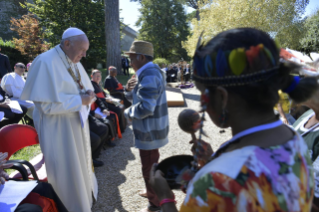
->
xmin=0 ymin=38 xmax=29 ymax=68
xmin=153 ymin=58 xmax=169 ymax=67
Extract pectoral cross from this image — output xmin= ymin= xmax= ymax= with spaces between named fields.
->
xmin=77 ymin=80 xmax=84 ymax=90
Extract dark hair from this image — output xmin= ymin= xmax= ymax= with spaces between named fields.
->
xmin=199 ymin=28 xmax=318 ymax=111
xmin=145 ymin=55 xmax=153 ymax=61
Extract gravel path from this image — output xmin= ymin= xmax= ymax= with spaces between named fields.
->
xmin=92 ymin=87 xmax=232 ymax=212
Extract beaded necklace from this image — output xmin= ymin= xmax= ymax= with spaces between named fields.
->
xmin=55 ymin=46 xmax=85 ymax=92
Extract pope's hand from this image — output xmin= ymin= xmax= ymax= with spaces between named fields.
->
xmin=125 ymin=76 xmax=137 ymax=92
xmin=103 ymin=109 xmax=110 ymax=116
xmin=81 ymin=91 xmax=95 ymax=105
xmin=86 ymin=90 xmax=95 ymax=97
xmin=0 ymin=152 xmax=13 ymax=185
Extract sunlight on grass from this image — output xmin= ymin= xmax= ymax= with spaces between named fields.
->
xmin=6 ymin=145 xmax=42 ymax=175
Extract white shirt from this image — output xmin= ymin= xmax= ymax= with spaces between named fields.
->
xmin=1 ymin=72 xmax=25 ymax=98
xmin=136 ymin=62 xmax=153 ymax=77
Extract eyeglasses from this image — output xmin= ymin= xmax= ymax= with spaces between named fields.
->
xmin=16 ymin=65 xmax=25 ymax=69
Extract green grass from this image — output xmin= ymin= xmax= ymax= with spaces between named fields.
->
xmin=6 ymin=144 xmax=42 ymax=175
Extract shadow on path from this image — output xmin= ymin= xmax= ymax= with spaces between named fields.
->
xmin=93 ymin=127 xmax=135 ymax=212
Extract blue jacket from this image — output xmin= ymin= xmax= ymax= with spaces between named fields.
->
xmin=124 ymin=63 xmax=169 ymax=150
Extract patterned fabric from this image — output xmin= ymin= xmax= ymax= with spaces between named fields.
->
xmin=180 ymin=134 xmax=314 ymax=212
xmin=124 ymin=63 xmax=169 ymax=150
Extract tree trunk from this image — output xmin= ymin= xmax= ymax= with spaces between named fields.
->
xmin=196 ymin=9 xmax=200 ymax=21
xmin=104 ymin=0 xmax=122 ymax=75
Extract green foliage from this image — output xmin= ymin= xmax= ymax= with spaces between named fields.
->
xmin=275 ymin=19 xmax=305 ymax=50
xmin=153 ymin=58 xmax=169 ymax=67
xmin=136 ymin=0 xmax=191 ymax=61
xmin=300 ymin=9 xmax=319 ymax=54
xmin=0 ymin=38 xmax=29 ymax=67
xmin=183 ymin=0 xmax=309 ymax=56
xmin=24 ymin=0 xmax=106 ymax=70
xmin=10 ymin=13 xmax=50 ymax=61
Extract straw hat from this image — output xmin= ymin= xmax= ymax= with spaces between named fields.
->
xmin=125 ymin=40 xmax=154 ymax=57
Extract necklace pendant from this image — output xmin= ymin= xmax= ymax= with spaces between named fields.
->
xmin=77 ymin=80 xmax=84 ymax=90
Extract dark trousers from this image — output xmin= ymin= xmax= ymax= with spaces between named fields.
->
xmin=108 ymin=103 xmax=127 ymax=133
xmin=122 ymin=66 xmax=129 ymax=76
xmin=16 ymin=182 xmax=68 ymax=212
xmin=98 ymin=114 xmax=117 ymax=139
xmin=89 ymin=115 xmax=109 ymax=159
xmin=184 ymin=73 xmax=190 ymax=82
xmin=0 ymin=105 xmax=27 ymax=128
xmin=139 ymin=149 xmax=160 ymax=207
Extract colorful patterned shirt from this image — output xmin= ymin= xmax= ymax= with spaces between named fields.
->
xmin=180 ymin=133 xmax=314 ymax=212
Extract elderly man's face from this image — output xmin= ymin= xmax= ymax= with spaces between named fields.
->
xmin=129 ymin=54 xmax=145 ymax=72
xmin=14 ymin=63 xmax=26 ymax=76
xmin=92 ymin=72 xmax=102 ymax=84
xmin=63 ymin=35 xmax=89 ymax=63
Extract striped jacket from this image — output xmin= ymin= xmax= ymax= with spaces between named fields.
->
xmin=124 ymin=63 xmax=169 ymax=150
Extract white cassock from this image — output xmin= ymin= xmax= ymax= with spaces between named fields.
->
xmin=20 ymin=45 xmax=98 ymax=212
xmin=1 ymin=72 xmax=34 ymax=118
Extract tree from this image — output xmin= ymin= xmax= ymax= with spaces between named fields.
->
xmin=130 ymin=0 xmax=206 ymax=20
xmin=10 ymin=13 xmax=50 ymax=61
xmin=183 ymin=0 xmax=309 ymax=56
xmin=24 ymin=0 xmax=106 ymax=69
xmin=136 ymin=0 xmax=190 ymax=61
xmin=300 ymin=9 xmax=319 ymax=54
xmin=275 ymin=19 xmax=305 ymax=50
xmin=105 ymin=0 xmax=122 ymax=74
xmin=180 ymin=0 xmax=206 ymax=20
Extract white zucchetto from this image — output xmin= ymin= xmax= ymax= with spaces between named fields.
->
xmin=62 ymin=27 xmax=85 ymax=39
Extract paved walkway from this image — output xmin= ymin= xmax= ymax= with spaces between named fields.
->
xmin=92 ymin=87 xmax=232 ymax=212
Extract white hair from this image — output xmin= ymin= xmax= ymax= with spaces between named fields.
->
xmin=60 ymin=35 xmax=86 ymax=47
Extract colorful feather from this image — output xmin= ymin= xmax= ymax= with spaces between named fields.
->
xmin=216 ymin=49 xmax=228 ymax=77
xmin=229 ymin=48 xmax=246 ymax=76
xmin=204 ymin=55 xmax=213 ymax=77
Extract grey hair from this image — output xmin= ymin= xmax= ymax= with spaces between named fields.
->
xmin=60 ymin=35 xmax=85 ymax=47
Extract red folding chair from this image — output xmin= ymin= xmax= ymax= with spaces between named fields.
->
xmin=0 ymin=124 xmax=47 ymax=181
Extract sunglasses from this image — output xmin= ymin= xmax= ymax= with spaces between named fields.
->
xmin=16 ymin=65 xmax=25 ymax=69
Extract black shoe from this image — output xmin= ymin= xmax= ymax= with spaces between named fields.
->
xmin=106 ymin=141 xmax=116 ymax=147
xmin=93 ymin=159 xmax=104 ymax=167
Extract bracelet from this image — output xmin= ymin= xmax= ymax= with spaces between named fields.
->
xmin=159 ymin=198 xmax=176 ymax=206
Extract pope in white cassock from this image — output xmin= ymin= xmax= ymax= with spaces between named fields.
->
xmin=20 ymin=28 xmax=98 ymax=212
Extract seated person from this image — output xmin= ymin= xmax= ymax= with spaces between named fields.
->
xmin=92 ymin=69 xmax=126 ymax=134
xmin=166 ymin=65 xmax=177 ymax=82
xmin=0 ymin=152 xmax=68 ymax=212
xmin=104 ymin=66 xmax=131 ymax=108
xmin=0 ymin=88 xmax=27 ymax=129
xmin=1 ymin=63 xmax=34 ymax=119
xmin=88 ymin=115 xmax=110 ymax=166
xmin=183 ymin=64 xmax=191 ymax=82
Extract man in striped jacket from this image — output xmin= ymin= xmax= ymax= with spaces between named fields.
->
xmin=124 ymin=40 xmax=169 ymax=212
